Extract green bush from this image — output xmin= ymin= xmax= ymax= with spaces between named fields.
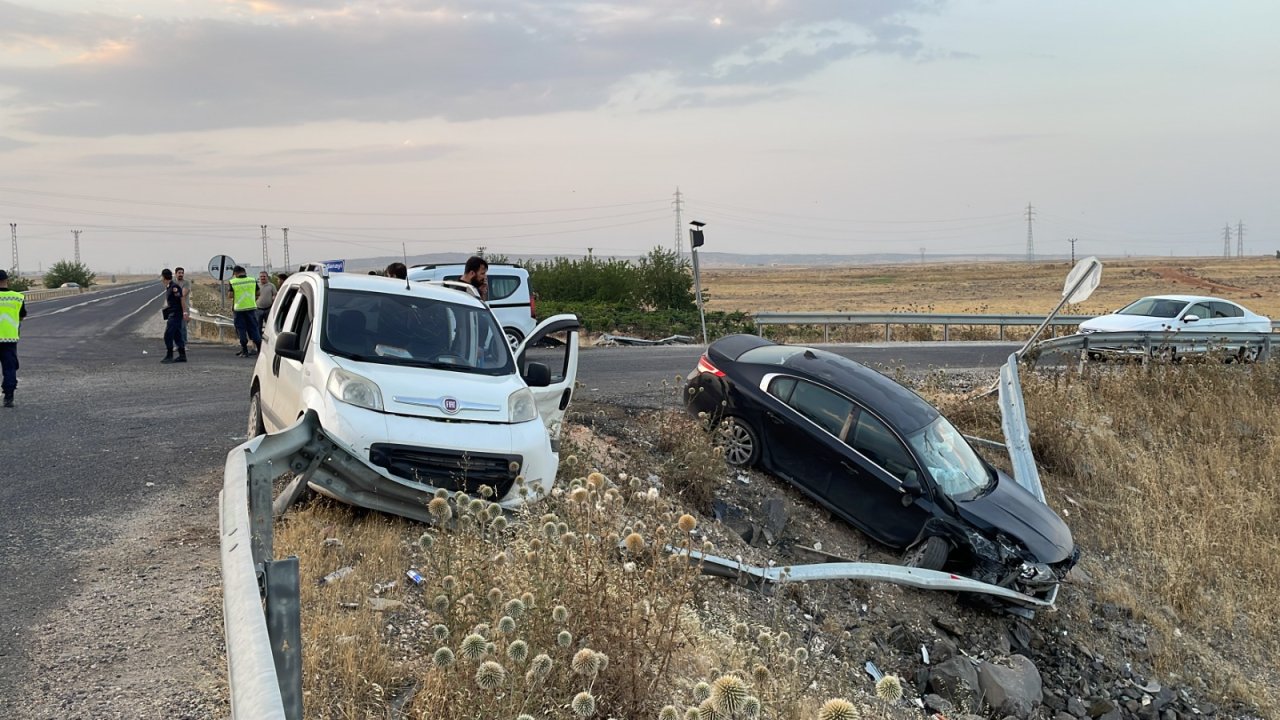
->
xmin=525 ymin=247 xmax=694 ymax=311
xmin=7 ymin=275 xmax=33 ymax=292
xmin=538 ymin=300 xmax=753 ymax=340
xmin=43 ymin=260 xmax=96 ymax=289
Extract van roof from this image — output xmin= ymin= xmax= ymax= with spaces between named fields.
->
xmin=295 ymin=271 xmax=489 ymax=308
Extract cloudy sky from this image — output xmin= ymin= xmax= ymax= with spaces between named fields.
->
xmin=1 ymin=0 xmax=1276 ymax=273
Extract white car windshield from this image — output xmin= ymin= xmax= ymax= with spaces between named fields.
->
xmin=1117 ymin=297 xmax=1187 ymax=319
xmin=906 ymin=416 xmax=992 ymax=499
xmin=322 ymin=289 xmax=514 ymax=375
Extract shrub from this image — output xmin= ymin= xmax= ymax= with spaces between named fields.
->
xmin=43 ymin=260 xmax=95 ymax=289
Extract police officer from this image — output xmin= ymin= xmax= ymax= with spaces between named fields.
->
xmin=0 ymin=270 xmax=27 ymax=407
xmin=227 ymin=266 xmax=262 ymax=357
xmin=160 ymin=268 xmax=188 ymax=364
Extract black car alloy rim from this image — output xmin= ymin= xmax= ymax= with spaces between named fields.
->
xmin=719 ymin=419 xmax=754 ymax=466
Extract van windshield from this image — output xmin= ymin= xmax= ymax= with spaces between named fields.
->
xmin=322 ymin=289 xmax=514 ymax=375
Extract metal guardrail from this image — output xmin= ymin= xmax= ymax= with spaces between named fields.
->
xmin=1029 ymin=330 xmax=1275 ymax=366
xmin=753 ymin=311 xmax=1094 ymax=342
xmin=189 ymin=309 xmax=236 ymax=343
xmin=22 ymin=286 xmax=86 ymax=302
xmin=997 ymin=353 xmax=1045 ymax=503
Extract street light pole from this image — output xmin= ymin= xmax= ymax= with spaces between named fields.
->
xmin=689 ymin=221 xmax=708 ymax=346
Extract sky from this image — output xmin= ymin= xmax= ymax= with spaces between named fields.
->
xmin=1 ymin=0 xmax=1277 ymax=274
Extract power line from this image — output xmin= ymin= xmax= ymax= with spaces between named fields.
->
xmin=690 ymin=197 xmax=1016 ymax=225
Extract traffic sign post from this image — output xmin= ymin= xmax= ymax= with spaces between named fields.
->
xmin=208 ymin=254 xmax=236 ymax=312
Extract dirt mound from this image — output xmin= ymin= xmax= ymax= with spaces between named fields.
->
xmin=1151 ymin=266 xmax=1251 ymax=295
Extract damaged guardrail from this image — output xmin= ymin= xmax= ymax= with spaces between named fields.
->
xmin=1029 ymin=329 xmax=1274 ymax=366
xmin=997 ymin=353 xmax=1045 ymax=503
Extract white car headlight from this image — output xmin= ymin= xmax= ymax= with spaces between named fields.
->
xmin=508 ymin=387 xmax=538 ymax=423
xmin=327 ymin=368 xmax=384 ymax=411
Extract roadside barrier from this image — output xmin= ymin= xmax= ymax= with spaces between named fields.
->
xmin=22 ymin=286 xmax=86 ymax=302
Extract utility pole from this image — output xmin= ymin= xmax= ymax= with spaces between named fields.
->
xmin=1223 ymin=224 xmax=1232 ymax=257
xmin=1025 ymin=202 xmax=1035 ymax=261
xmin=281 ymin=227 xmax=290 ymax=272
xmin=919 ymin=247 xmax=926 ymax=264
xmin=1237 ymin=220 xmax=1245 ymax=258
xmin=71 ymin=229 xmax=81 ymax=265
xmin=1068 ymin=237 xmax=1078 ymax=265
xmin=9 ymin=223 xmax=17 ymax=276
xmin=260 ymin=225 xmax=271 ymax=273
xmin=672 ymin=187 xmax=685 ymax=260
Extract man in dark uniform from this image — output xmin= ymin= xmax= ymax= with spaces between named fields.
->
xmin=0 ymin=269 xmax=28 ymax=407
xmin=160 ymin=268 xmax=188 ymax=364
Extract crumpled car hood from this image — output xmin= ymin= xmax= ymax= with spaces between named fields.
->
xmin=956 ymin=471 xmax=1075 ymax=564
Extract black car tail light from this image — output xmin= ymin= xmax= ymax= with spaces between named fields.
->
xmin=696 ymin=355 xmax=725 ymax=377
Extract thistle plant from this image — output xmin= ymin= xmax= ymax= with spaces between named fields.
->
xmin=817 ymin=698 xmax=857 ymax=720
xmin=875 ymin=675 xmax=903 ymax=703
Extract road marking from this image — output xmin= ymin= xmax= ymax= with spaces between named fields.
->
xmin=28 ymin=285 xmax=155 ymax=319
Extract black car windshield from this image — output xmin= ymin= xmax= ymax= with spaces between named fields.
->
xmin=1117 ymin=297 xmax=1188 ymax=318
xmin=906 ymin=416 xmax=993 ymax=499
xmin=322 ymin=289 xmax=514 ymax=376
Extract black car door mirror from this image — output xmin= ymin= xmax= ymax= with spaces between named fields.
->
xmin=523 ymin=361 xmax=551 ymax=388
xmin=901 ymin=469 xmax=923 ymax=495
xmin=276 ymin=331 xmax=304 ymax=361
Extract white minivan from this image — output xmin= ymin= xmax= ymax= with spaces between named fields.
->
xmin=248 ymin=268 xmax=579 ymax=507
xmin=406 ymin=263 xmax=536 ymax=352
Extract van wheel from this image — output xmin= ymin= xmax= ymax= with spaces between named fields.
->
xmin=504 ymin=328 xmax=524 ymax=354
xmin=904 ymin=536 xmax=950 ymax=571
xmin=248 ymin=390 xmax=266 ymax=440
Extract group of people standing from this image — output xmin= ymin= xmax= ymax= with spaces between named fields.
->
xmin=160 ymin=265 xmax=281 ymax=363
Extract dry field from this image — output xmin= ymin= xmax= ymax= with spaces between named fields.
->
xmin=702 ymin=257 xmax=1280 ymax=319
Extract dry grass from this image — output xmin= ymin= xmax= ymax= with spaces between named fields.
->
xmin=703 ymin=257 xmax=1280 ymax=319
xmin=936 ymin=361 xmax=1280 ymax=710
xmin=275 ymin=421 xmax=919 ymax=720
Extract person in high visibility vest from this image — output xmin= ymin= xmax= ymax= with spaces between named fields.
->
xmin=0 ymin=269 xmax=30 ymax=407
xmin=227 ymin=266 xmax=262 ymax=357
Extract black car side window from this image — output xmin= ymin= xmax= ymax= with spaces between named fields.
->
xmin=849 ymin=413 xmax=918 ymax=483
xmin=767 ymin=376 xmax=797 ymax=403
xmin=787 ymin=381 xmax=853 ymax=438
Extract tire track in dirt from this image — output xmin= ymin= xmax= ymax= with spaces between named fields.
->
xmin=1151 ymin=266 xmax=1254 ymax=295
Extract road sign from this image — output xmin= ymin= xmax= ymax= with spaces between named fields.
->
xmin=320 ymin=259 xmax=345 ymax=273
xmin=208 ymin=255 xmax=236 ymax=281
xmin=1062 ymin=256 xmax=1102 ymax=304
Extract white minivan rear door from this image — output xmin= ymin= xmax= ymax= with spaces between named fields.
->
xmin=515 ymin=314 xmax=580 ymax=443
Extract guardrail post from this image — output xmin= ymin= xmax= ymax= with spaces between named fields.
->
xmin=885 ymin=323 xmax=891 ymax=342
xmin=262 ymin=557 xmax=304 ymax=720
xmin=824 ymin=324 xmax=830 ymax=343
xmin=1078 ymin=335 xmax=1089 ymax=373
xmin=943 ymin=324 xmax=949 ymax=341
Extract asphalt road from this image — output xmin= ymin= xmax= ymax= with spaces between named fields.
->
xmin=0 ymin=289 xmax=1019 ymax=702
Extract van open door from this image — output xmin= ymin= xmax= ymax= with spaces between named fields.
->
xmin=515 ymin=314 xmax=580 ymax=445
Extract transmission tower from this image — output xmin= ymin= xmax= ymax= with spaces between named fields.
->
xmin=1223 ymin=224 xmax=1232 ymax=257
xmin=1024 ymin=203 xmax=1036 ymax=261
xmin=260 ymin=225 xmax=271 ymax=273
xmin=71 ymin=229 xmax=82 ymax=265
xmin=281 ymin=227 xmax=291 ymax=272
xmin=1237 ymin=220 xmax=1245 ymax=257
xmin=1068 ymin=237 xmax=1078 ymax=265
xmin=672 ymin=188 xmax=686 ymax=259
xmin=9 ymin=223 xmax=17 ymax=276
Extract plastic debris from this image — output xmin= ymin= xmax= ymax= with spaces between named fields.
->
xmin=405 ymin=569 xmax=425 ymax=585
xmin=319 ymin=566 xmax=355 ymax=585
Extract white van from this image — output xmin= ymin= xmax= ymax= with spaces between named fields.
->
xmin=248 ymin=268 xmax=579 ymax=508
xmin=407 ymin=263 xmax=536 ymax=352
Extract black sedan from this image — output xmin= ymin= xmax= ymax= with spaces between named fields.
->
xmin=685 ymin=334 xmax=1078 ymax=599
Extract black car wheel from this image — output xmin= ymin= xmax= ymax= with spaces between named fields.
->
xmin=903 ymin=536 xmax=950 ymax=571
xmin=247 ymin=390 xmax=266 ymax=440
xmin=715 ymin=416 xmax=760 ymax=468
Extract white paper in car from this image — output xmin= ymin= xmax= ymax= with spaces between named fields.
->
xmin=375 ymin=344 xmax=413 ymax=359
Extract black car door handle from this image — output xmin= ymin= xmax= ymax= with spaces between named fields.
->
xmin=841 ymin=461 xmax=858 ymax=475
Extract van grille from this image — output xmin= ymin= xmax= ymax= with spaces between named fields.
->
xmin=369 ymin=444 xmax=521 ymax=499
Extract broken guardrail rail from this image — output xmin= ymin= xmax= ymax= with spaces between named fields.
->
xmin=1028 ymin=329 xmax=1274 ymax=367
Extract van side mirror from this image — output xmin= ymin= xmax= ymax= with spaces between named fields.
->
xmin=276 ymin=331 xmax=305 ymax=361
xmin=523 ymin=361 xmax=551 ymax=388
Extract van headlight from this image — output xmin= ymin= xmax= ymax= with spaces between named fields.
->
xmin=327 ymin=368 xmax=383 ymax=411
xmin=508 ymin=388 xmax=538 ymax=423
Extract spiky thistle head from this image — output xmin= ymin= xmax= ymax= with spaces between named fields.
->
xmin=751 ymin=663 xmax=770 ymax=685
xmin=530 ymin=653 xmax=553 ymax=677
xmin=506 ymin=639 xmax=529 ymax=663
xmin=659 ymin=706 xmax=680 ymax=720
xmin=692 ymin=681 xmax=712 ymax=703
xmin=432 ymin=646 xmax=455 ymax=668
xmin=875 ymin=675 xmax=903 ymax=703
xmin=569 ymin=487 xmax=590 ymax=503
xmin=487 ymin=587 xmax=503 ymax=606
xmin=624 ymin=532 xmax=646 ymax=554
xmin=586 ymin=471 xmax=606 ymax=489
xmin=776 ymin=631 xmax=790 ymax=646
xmin=432 ymin=594 xmax=450 ymax=614
xmin=431 ymin=624 xmax=449 ymax=642
xmin=427 ymin=497 xmax=452 ymax=521
xmin=783 ymin=656 xmax=798 ymax=673
xmin=468 ymin=498 xmax=486 ymax=515
xmin=417 ymin=532 xmax=435 ymax=550
xmin=696 ymin=698 xmax=724 ymax=720
xmin=684 ymin=709 xmax=699 ymax=720
xmin=441 ymin=575 xmax=456 ymax=592
xmin=497 ymin=615 xmax=517 ymax=635
xmin=557 ymin=630 xmax=573 ymax=647
xmin=475 ymin=660 xmax=506 ymax=690
xmin=504 ymin=598 xmax=526 ymax=618
xmin=793 ymin=647 xmax=809 ymax=663
xmin=732 ymin=623 xmax=749 ymax=640
xmin=817 ymin=698 xmax=857 ymax=720
xmin=479 ymin=484 xmax=495 ymax=498
xmin=543 ymin=521 xmax=559 ymax=540
xmin=709 ymin=675 xmax=748 ymax=715
xmin=571 ymin=648 xmax=602 ymax=676
xmin=677 ymin=514 xmax=697 ymax=532
xmin=460 ymin=633 xmax=488 ymax=661
xmin=520 ymin=591 xmax=535 ymax=607
xmin=490 ymin=516 xmax=509 ymax=533
xmin=433 ymin=487 xmax=449 ymax=499
xmin=571 ymin=691 xmax=596 ymax=718
xmin=552 ymin=605 xmax=569 ymax=623
xmin=741 ymin=696 xmax=761 ymax=719
xmin=756 ymin=631 xmax=773 ymax=649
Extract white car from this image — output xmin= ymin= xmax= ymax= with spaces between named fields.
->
xmin=247 ymin=268 xmax=579 ymax=508
xmin=1078 ymin=294 xmax=1272 ymax=357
